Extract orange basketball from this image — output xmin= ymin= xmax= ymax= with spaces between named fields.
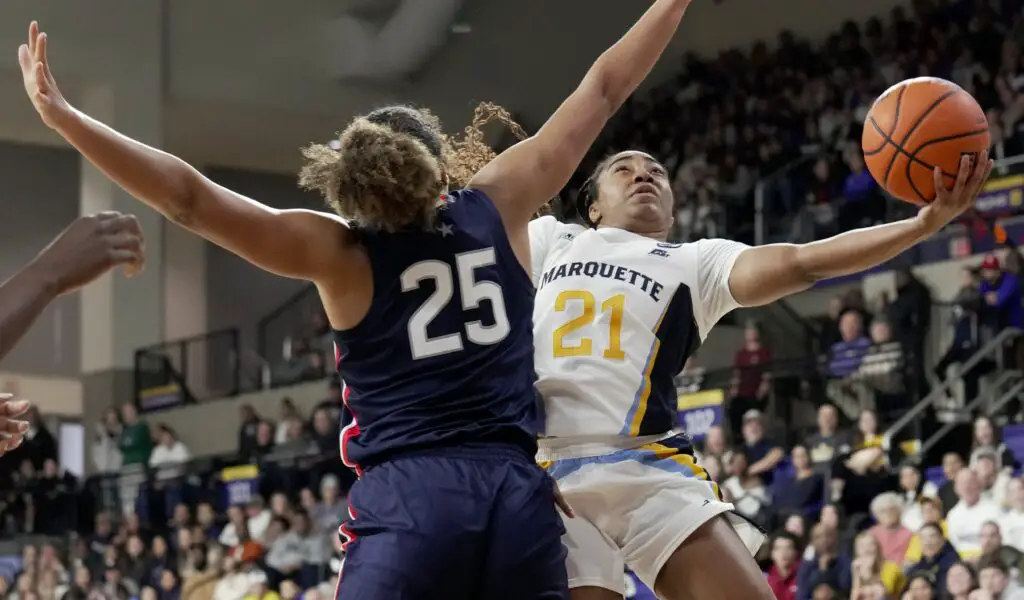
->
xmin=862 ymin=77 xmax=990 ymax=205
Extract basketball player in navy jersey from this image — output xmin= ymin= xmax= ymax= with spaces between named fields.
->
xmin=19 ymin=0 xmax=692 ymax=593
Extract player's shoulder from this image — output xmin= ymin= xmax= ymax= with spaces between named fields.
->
xmin=528 ymin=215 xmax=586 ymax=243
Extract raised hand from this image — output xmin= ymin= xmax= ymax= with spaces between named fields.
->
xmin=18 ymin=21 xmax=72 ymax=129
xmin=0 ymin=395 xmax=30 ymax=457
xmin=34 ymin=212 xmax=146 ymax=293
xmin=919 ymin=150 xmax=994 ymax=234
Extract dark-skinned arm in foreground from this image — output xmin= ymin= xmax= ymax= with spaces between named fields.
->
xmin=728 ymin=153 xmax=994 ymax=307
xmin=0 ymin=211 xmax=144 ymax=453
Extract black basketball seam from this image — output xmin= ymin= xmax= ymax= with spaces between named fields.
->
xmin=868 ymin=118 xmax=963 ymax=180
xmin=881 ymin=89 xmax=958 ymax=189
xmin=864 ymin=86 xmax=907 ymax=156
xmin=905 ymin=127 xmax=990 ymax=202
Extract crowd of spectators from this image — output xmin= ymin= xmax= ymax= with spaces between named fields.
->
xmin=562 ymin=0 xmax=1024 ymax=246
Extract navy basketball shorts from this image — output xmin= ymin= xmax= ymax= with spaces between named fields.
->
xmin=335 ymin=444 xmax=568 ymax=600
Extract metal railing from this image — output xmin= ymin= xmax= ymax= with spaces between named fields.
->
xmin=883 ymin=327 xmax=1023 ymax=448
xmin=918 ymin=370 xmax=1024 ymax=457
xmin=133 ymin=328 xmax=243 ymax=410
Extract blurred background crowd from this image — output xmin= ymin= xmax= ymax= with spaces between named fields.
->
xmin=5 ymin=0 xmax=1024 ymax=600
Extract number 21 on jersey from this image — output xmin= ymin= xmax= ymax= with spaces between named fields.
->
xmin=552 ymin=290 xmax=626 ymax=360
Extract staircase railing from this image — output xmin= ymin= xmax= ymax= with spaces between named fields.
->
xmin=883 ymin=327 xmax=1023 ymax=447
xmin=917 ymin=369 xmax=1024 ymax=457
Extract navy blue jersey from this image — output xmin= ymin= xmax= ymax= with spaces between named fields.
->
xmin=334 ymin=189 xmax=539 ymax=470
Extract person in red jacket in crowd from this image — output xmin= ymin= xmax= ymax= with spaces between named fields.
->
xmin=767 ymin=533 xmax=802 ymax=600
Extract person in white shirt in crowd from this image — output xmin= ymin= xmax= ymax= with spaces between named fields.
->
xmin=974 ymin=450 xmax=1012 ymax=508
xmin=977 ymin=522 xmax=1024 ymax=580
xmin=974 ymin=555 xmax=1024 ymax=600
xmin=245 ymin=496 xmax=273 ymax=543
xmin=949 ymin=469 xmax=1004 ymax=558
xmin=1000 ymin=478 xmax=1024 ymax=551
xmin=212 ymin=556 xmax=254 ymax=600
xmin=265 ymin=516 xmax=304 ymax=583
xmin=217 ymin=505 xmax=249 ymax=548
xmin=310 ymin=475 xmax=347 ymax=532
xmin=92 ymin=408 xmax=123 ymax=474
xmin=294 ymin=510 xmax=330 ymax=572
xmin=274 ymin=397 xmax=304 ymax=445
xmin=900 ymin=463 xmax=939 ymax=533
xmin=148 ymin=424 xmax=191 ymax=479
xmin=721 ymin=450 xmax=772 ymax=526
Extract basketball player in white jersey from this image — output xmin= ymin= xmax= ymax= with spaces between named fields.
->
xmin=528 ymin=149 xmax=992 ymax=600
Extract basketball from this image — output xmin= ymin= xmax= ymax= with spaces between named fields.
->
xmin=862 ymin=77 xmax=990 ymax=205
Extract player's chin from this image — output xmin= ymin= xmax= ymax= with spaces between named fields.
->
xmin=623 ymin=205 xmax=669 ymax=231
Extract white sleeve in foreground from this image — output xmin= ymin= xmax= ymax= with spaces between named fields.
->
xmin=527 ymin=216 xmax=562 ymax=285
xmin=694 ymin=238 xmax=751 ymax=337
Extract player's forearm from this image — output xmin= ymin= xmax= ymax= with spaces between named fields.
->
xmin=589 ymin=0 xmax=691 ymax=108
xmin=0 ymin=261 xmax=59 ymax=364
xmin=53 ymin=108 xmax=199 ymax=225
xmin=792 ymin=217 xmax=931 ymax=281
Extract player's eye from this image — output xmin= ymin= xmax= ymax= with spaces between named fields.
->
xmin=614 ymin=165 xmax=630 ymax=174
xmin=651 ymin=167 xmax=666 ymax=177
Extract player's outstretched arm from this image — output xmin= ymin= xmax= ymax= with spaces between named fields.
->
xmin=727 ymin=153 xmax=993 ymax=307
xmin=18 ymin=22 xmax=349 ymax=283
xmin=470 ymin=0 xmax=693 ymax=230
xmin=0 ymin=212 xmax=144 ymax=362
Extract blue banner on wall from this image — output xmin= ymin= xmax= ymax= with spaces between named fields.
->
xmin=975 ymin=175 xmax=1024 ymax=216
xmin=221 ymin=464 xmax=259 ymax=507
xmin=676 ymin=389 xmax=725 ymax=442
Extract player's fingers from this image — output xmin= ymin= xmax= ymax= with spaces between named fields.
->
xmin=37 ymin=32 xmax=48 ymax=69
xmin=34 ymin=62 xmax=48 ymax=94
xmin=932 ymin=166 xmax=945 ymax=201
xmin=0 ymin=399 xmax=29 ymax=418
xmin=28 ymin=22 xmax=37 ymax=55
xmin=0 ymin=418 xmax=28 ymax=435
xmin=18 ymin=44 xmax=31 ymax=73
xmin=4 ymin=433 xmax=24 ymax=452
xmin=949 ymin=154 xmax=972 ymax=200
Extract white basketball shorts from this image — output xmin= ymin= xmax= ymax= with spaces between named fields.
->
xmin=539 ymin=432 xmax=766 ymax=593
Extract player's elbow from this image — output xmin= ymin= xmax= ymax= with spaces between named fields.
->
xmin=790 ymin=244 xmax=828 ymax=286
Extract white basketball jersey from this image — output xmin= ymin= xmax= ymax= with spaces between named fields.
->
xmin=528 ymin=216 xmax=749 ymax=442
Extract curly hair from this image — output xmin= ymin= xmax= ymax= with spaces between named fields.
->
xmin=299 ymin=103 xmax=530 ymax=232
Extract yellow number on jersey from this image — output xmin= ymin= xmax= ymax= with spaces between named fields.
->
xmin=552 ymin=290 xmax=626 ymax=360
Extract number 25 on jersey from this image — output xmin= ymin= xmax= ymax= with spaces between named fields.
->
xmin=552 ymin=290 xmax=626 ymax=360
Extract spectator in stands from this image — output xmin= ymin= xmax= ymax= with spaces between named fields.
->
xmin=949 ymin=469 xmax=1003 ymax=558
xmin=728 ymin=322 xmax=773 ymax=437
xmin=245 ymin=497 xmax=272 ymax=543
xmin=20 ymin=408 xmax=57 ymax=471
xmin=828 ymin=311 xmax=876 ymax=418
xmin=944 ymin=562 xmax=978 ymax=600
xmin=978 ymin=521 xmax=1024 ymax=579
xmin=941 ymin=453 xmax=968 ymax=513
xmin=739 ymin=409 xmax=784 ymax=486
xmin=971 ymin=416 xmax=1017 ymax=473
xmin=1003 ymin=478 xmax=1024 ymax=551
xmin=775 ymin=444 xmax=825 ymax=518
xmin=265 ymin=515 xmax=302 ymax=588
xmin=977 ymin=555 xmax=1024 ymax=600
xmin=722 ymin=450 xmax=772 ymax=528
xmin=310 ymin=475 xmax=346 ymax=532
xmin=93 ymin=408 xmax=124 ymax=474
xmin=974 ymin=450 xmax=1012 ymax=508
xmin=698 ymin=425 xmax=728 ymax=464
xmin=180 ymin=545 xmax=218 ymax=600
xmin=979 ymin=254 xmax=1023 ymax=333
xmin=796 ymin=522 xmax=852 ymax=600
xmin=274 ymin=398 xmax=303 ymax=445
xmin=211 ymin=556 xmax=249 ymax=600
xmin=887 ymin=268 xmax=932 ymax=367
xmin=851 ymin=530 xmax=904 ymax=599
xmin=238 ymin=404 xmax=262 ymax=461
xmin=904 ymin=497 xmax=947 ymax=569
xmin=149 ymin=425 xmax=191 ymax=475
xmin=806 ymin=403 xmax=852 ymax=474
xmin=907 ymin=522 xmax=958 ymax=595
xmin=869 ymin=492 xmax=914 ymax=564
xmin=292 ymin=510 xmax=328 ymax=588
xmin=309 ymin=409 xmax=339 ymax=457
xmin=218 ymin=506 xmax=249 ymax=549
xmin=119 ymin=404 xmax=153 ymax=468
xmin=767 ymin=532 xmax=802 ymax=600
